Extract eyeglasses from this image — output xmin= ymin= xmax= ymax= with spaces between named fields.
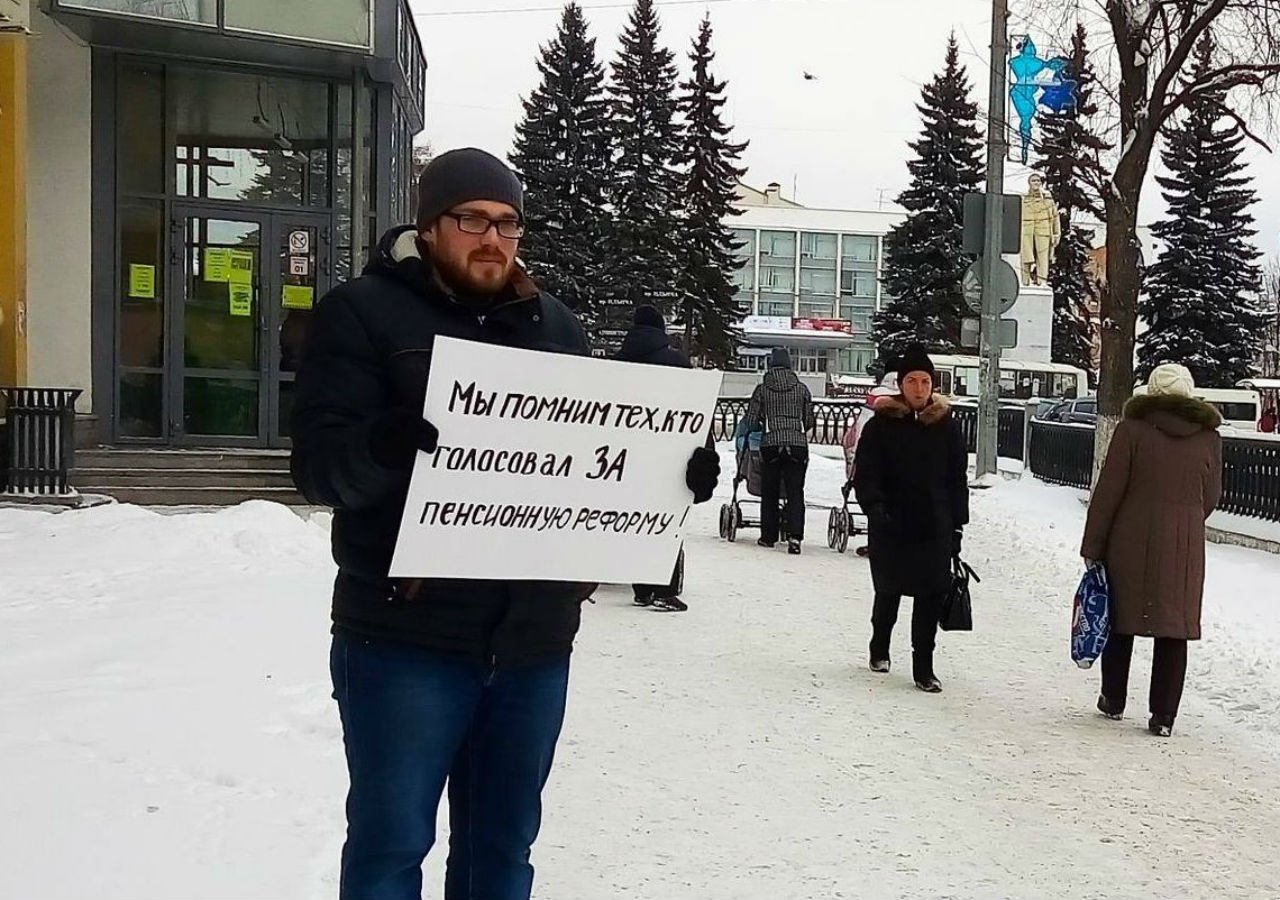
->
xmin=442 ymin=212 xmax=525 ymax=240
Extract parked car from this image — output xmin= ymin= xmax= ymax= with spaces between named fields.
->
xmin=1041 ymin=397 xmax=1097 ymax=425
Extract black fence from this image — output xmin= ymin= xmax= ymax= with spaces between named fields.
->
xmin=1026 ymin=418 xmax=1280 ymax=523
xmin=712 ymin=398 xmax=861 ymax=446
xmin=1027 ymin=420 xmax=1095 ymax=489
xmin=0 ymin=387 xmax=82 ymax=496
xmin=950 ymin=403 xmax=1028 ymax=461
xmin=712 ymin=398 xmax=1030 ymax=458
xmin=1221 ymin=436 xmax=1280 ymax=522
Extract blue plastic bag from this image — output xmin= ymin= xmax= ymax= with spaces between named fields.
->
xmin=1071 ymin=563 xmax=1111 ymax=669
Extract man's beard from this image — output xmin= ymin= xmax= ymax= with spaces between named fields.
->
xmin=433 ymin=249 xmax=514 ymax=299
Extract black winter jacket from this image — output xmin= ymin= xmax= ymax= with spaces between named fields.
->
xmin=291 ymin=226 xmax=595 ymax=668
xmin=616 ymin=323 xmax=691 ymax=368
xmin=853 ymin=394 xmax=969 ymax=597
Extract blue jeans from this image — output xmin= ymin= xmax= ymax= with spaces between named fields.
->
xmin=330 ymin=632 xmax=571 ymax=900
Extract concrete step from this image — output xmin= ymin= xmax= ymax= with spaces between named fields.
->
xmin=75 ymin=449 xmax=291 ymax=471
xmin=75 ymin=467 xmax=296 ymax=488
xmin=76 ymin=485 xmax=307 ymax=507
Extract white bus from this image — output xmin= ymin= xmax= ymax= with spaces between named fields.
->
xmin=929 ymin=354 xmax=1090 ymax=402
xmin=1135 ymin=383 xmax=1262 ymax=431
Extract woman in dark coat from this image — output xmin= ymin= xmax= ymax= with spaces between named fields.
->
xmin=616 ymin=305 xmax=700 ymax=612
xmin=853 ymin=345 xmax=969 ymax=693
xmin=1081 ymin=363 xmax=1223 ymax=737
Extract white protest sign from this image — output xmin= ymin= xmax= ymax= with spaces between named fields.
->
xmin=389 ymin=337 xmax=724 ymax=583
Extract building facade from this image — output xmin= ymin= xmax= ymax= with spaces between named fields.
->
xmin=2 ymin=0 xmax=425 ymax=448
xmin=729 ymin=186 xmax=898 ymax=381
xmin=727 ymin=183 xmax=1061 ymax=392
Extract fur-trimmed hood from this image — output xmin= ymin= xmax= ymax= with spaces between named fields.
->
xmin=1124 ymin=392 xmax=1222 ymax=437
xmin=873 ymin=393 xmax=953 ymax=426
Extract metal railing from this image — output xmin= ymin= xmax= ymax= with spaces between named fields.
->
xmin=949 ymin=403 xmax=1028 ymax=460
xmin=712 ymin=398 xmax=863 ymax=446
xmin=1221 ymin=435 xmax=1280 ymax=522
xmin=1 ymin=387 xmax=82 ymax=497
xmin=1026 ymin=420 xmax=1280 ymax=523
xmin=1027 ymin=420 xmax=1095 ymax=490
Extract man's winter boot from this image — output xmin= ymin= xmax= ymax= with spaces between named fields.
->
xmin=757 ymin=538 xmax=776 ymax=549
xmin=1148 ymin=714 xmax=1174 ymax=738
xmin=787 ymin=539 xmax=802 ymax=555
xmin=633 ymin=591 xmax=655 ymax=607
xmin=652 ymin=596 xmax=688 ymax=613
xmin=869 ymin=658 xmax=891 ymax=674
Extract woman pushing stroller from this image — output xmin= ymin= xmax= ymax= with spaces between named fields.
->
xmin=745 ymin=349 xmax=815 ymax=555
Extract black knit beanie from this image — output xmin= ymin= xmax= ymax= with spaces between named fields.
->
xmin=769 ymin=348 xmax=793 ymax=369
xmin=895 ymin=343 xmax=936 ymax=382
xmin=416 ymin=148 xmax=524 ymax=229
xmin=634 ymin=304 xmax=665 ymax=329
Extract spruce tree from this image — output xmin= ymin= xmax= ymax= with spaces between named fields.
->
xmin=510 ymin=3 xmax=613 ymax=332
xmin=1039 ymin=24 xmax=1109 ymax=379
xmin=604 ymin=0 xmax=682 ymax=348
xmin=874 ymin=35 xmax=985 ymax=362
xmin=1137 ymin=36 xmax=1267 ymax=388
xmin=674 ymin=15 xmax=748 ymax=367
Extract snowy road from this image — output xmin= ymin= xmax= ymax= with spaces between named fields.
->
xmin=3 ymin=451 xmax=1280 ymax=899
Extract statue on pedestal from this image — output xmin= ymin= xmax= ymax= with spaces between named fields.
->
xmin=1020 ymin=173 xmax=1060 ymax=286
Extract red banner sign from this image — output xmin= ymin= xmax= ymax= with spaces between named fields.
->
xmin=791 ymin=317 xmax=853 ymax=333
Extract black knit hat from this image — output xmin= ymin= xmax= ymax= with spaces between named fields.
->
xmin=769 ymin=348 xmax=793 ymax=369
xmin=416 ymin=148 xmax=524 ymax=229
xmin=895 ymin=343 xmax=936 ymax=382
xmin=634 ymin=304 xmax=665 ymax=329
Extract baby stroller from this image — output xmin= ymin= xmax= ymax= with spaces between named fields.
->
xmin=827 ymin=408 xmax=869 ymax=554
xmin=718 ymin=419 xmax=789 ymax=543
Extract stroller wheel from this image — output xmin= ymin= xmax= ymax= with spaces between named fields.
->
xmin=836 ymin=510 xmax=850 ymax=554
xmin=827 ymin=508 xmax=839 ymax=549
xmin=726 ymin=506 xmax=738 ymax=543
xmin=718 ymin=504 xmax=730 ymax=539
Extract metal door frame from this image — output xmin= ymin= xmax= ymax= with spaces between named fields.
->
xmin=264 ymin=211 xmax=333 ymax=447
xmin=169 ymin=204 xmax=273 ymax=448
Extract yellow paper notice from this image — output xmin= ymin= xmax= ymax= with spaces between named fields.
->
xmin=204 ymin=248 xmax=231 ymax=282
xmin=229 ymin=250 xmax=254 ymax=284
xmin=229 ymin=283 xmax=254 ymax=317
xmin=282 ymin=284 xmax=315 ymax=310
xmin=128 ymin=264 xmax=156 ymax=299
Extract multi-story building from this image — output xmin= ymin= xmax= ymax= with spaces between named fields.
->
xmin=1 ymin=0 xmax=425 ymax=450
xmin=728 ymin=183 xmax=897 ymax=387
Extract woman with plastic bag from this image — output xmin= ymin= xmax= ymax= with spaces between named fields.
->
xmin=1081 ymin=364 xmax=1222 ymax=737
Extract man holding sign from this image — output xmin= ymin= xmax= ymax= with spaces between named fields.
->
xmin=291 ymin=148 xmax=721 ymax=900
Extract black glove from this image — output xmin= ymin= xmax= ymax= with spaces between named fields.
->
xmin=685 ymin=446 xmax=720 ymax=504
xmin=367 ymin=408 xmax=439 ymax=471
xmin=952 ymin=529 xmax=963 ymax=557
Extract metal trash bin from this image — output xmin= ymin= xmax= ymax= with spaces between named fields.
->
xmin=1 ymin=387 xmax=83 ymax=496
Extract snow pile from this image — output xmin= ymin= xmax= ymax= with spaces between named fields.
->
xmin=4 ymin=464 xmax=1280 ymax=898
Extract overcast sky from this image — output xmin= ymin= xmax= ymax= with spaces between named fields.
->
xmin=408 ymin=0 xmax=1280 ymax=258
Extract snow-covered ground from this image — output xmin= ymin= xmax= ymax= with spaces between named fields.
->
xmin=4 ymin=450 xmax=1280 ymax=899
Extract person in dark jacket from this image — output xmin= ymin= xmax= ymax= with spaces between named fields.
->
xmin=853 ymin=344 xmax=968 ymax=693
xmin=745 ymin=348 xmax=815 ymax=554
xmin=616 ymin=304 xmax=699 ymax=612
xmin=1082 ymin=363 xmax=1223 ymax=737
xmin=291 ymin=148 xmax=721 ymax=900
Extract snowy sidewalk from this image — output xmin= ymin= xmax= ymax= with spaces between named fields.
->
xmin=3 ymin=454 xmax=1280 ymax=899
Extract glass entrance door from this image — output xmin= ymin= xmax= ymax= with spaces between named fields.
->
xmin=171 ymin=208 xmax=332 ymax=447
xmin=174 ymin=209 xmax=270 ymax=446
